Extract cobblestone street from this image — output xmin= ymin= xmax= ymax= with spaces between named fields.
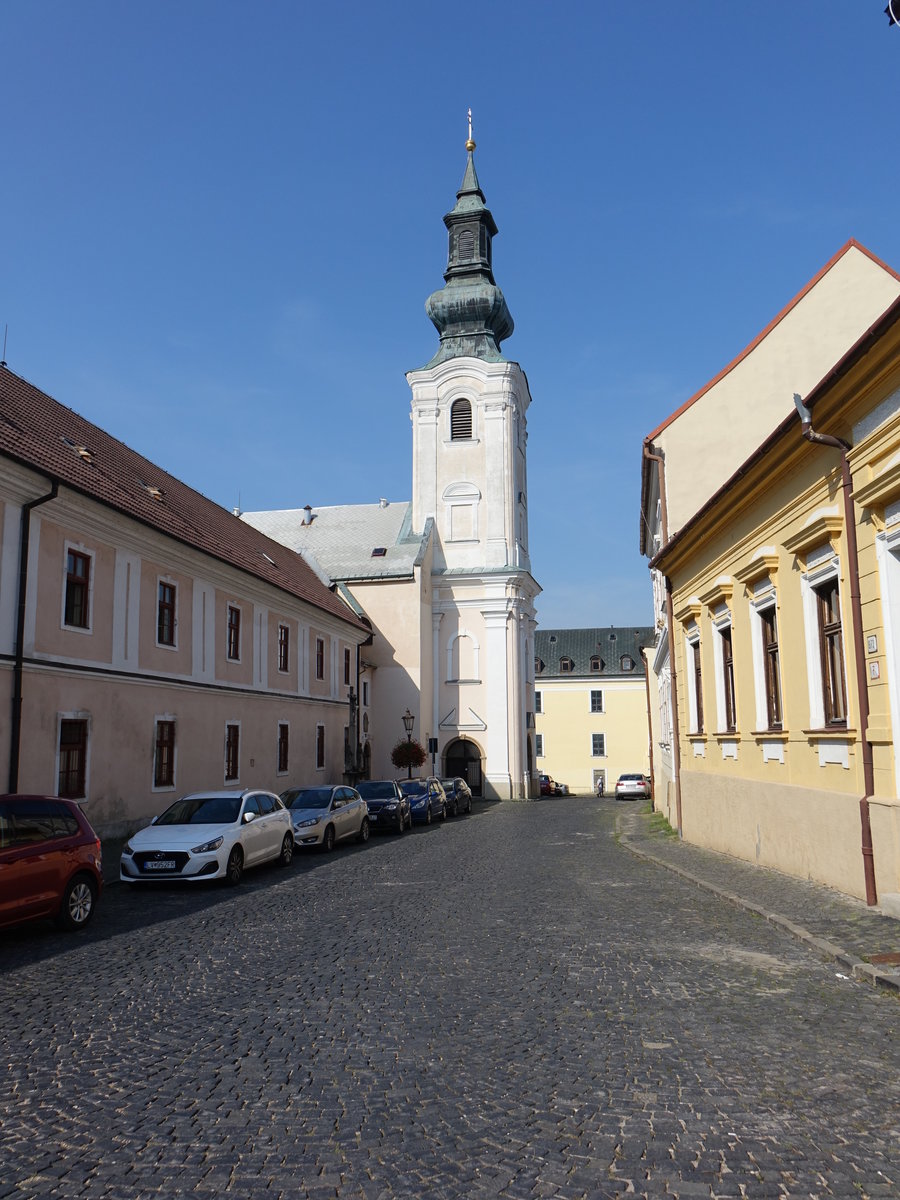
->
xmin=2 ymin=798 xmax=898 ymax=1199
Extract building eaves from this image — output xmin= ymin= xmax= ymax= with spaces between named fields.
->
xmin=0 ymin=365 xmax=367 ymax=634
xmin=649 ymin=293 xmax=900 ymax=573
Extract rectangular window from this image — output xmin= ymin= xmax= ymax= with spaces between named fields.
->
xmin=225 ymin=723 xmax=240 ymax=781
xmin=761 ymin=607 xmax=782 ymax=730
xmin=157 ymin=582 xmax=176 ymax=647
xmin=590 ymin=689 xmax=603 ymax=713
xmin=344 ymin=647 xmax=351 ymax=686
xmin=277 ymin=723 xmax=289 ymax=774
xmin=278 ymin=623 xmax=290 ymax=673
xmin=535 ymin=733 xmax=544 ymax=757
xmin=534 ymin=690 xmax=542 ymax=713
xmin=362 ymin=680 xmax=369 ymax=706
xmin=64 ymin=550 xmax=91 ymax=629
xmin=591 ymin=733 xmax=606 ymax=757
xmin=316 ymin=723 xmax=325 ymax=770
xmin=691 ymin=638 xmax=704 ymax=734
xmin=154 ymin=720 xmax=175 ymax=788
xmin=316 ymin=637 xmax=325 ymax=681
xmin=227 ymin=605 xmax=241 ymax=661
xmin=58 ymin=719 xmax=87 ymax=798
xmin=721 ymin=625 xmax=736 ymax=732
xmin=816 ymin=579 xmax=847 ymax=726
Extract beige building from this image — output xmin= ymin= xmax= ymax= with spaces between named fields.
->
xmin=0 ymin=366 xmax=369 ymax=836
xmin=534 ymin=628 xmax=653 ymax=795
xmin=648 ymin=283 xmax=900 ymax=909
xmin=641 ymin=240 xmax=900 ymax=830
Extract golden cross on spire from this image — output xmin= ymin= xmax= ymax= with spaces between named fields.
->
xmin=466 ymin=107 xmax=476 ymax=152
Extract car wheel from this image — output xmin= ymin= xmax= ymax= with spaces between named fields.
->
xmin=225 ymin=845 xmax=244 ymax=885
xmin=357 ymin=817 xmax=370 ymax=844
xmin=466 ymin=796 xmax=472 ymax=814
xmin=439 ymin=802 xmax=447 ymax=822
xmin=322 ymin=824 xmax=336 ymax=852
xmin=425 ymin=806 xmax=432 ymax=826
xmin=396 ymin=811 xmax=405 ymax=835
xmin=56 ymin=873 xmax=97 ymax=931
xmin=277 ymin=833 xmax=293 ymax=867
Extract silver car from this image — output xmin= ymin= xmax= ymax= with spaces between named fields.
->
xmin=281 ymin=785 xmax=369 ymax=851
xmin=614 ymin=773 xmax=652 ymax=801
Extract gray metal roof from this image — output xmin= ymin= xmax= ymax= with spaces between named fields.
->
xmin=534 ymin=627 xmax=654 ymax=679
xmin=241 ymin=501 xmax=430 ymax=583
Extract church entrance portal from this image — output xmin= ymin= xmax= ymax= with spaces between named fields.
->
xmin=444 ymin=739 xmax=483 ymax=797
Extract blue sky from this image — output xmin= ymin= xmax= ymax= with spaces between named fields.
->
xmin=2 ymin=3 xmax=899 ymax=628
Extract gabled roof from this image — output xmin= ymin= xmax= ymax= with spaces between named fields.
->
xmin=241 ymin=501 xmax=431 ymax=583
xmin=535 ymin=627 xmax=653 ymax=678
xmin=644 ymin=240 xmax=900 ymax=442
xmin=0 ymin=365 xmax=366 ymax=631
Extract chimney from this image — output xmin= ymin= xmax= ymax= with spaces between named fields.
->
xmin=301 ymin=505 xmax=314 ymax=526
xmin=379 ymin=498 xmax=389 ymax=508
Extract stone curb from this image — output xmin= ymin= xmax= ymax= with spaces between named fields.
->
xmin=619 ymin=832 xmax=900 ymax=996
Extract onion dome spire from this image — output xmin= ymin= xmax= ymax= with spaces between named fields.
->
xmin=422 ymin=112 xmax=514 ymax=366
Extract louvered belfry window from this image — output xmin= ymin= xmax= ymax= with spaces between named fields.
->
xmin=451 ymin=399 xmax=473 ymax=440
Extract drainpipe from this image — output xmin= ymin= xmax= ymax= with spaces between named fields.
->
xmin=643 ymin=443 xmax=682 ymax=836
xmin=9 ymin=478 xmax=59 ymax=793
xmin=793 ymin=394 xmax=877 ymax=906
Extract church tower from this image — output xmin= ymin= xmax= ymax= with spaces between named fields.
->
xmin=407 ymin=118 xmax=540 ymax=799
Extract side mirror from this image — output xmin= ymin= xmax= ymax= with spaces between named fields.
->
xmin=243 ymin=811 xmax=256 ymax=824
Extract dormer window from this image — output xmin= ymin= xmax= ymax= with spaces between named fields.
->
xmin=450 ymin=399 xmax=473 ymax=440
xmin=590 ymin=656 xmax=602 ymax=672
xmin=560 ymin=657 xmax=574 ymax=674
xmin=621 ymin=655 xmax=634 ymax=671
xmin=535 ymin=657 xmax=545 ymax=675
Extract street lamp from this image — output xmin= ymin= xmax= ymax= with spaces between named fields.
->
xmin=402 ymin=708 xmax=415 ymax=778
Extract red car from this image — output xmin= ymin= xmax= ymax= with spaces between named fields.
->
xmin=0 ymin=794 xmax=103 ymax=931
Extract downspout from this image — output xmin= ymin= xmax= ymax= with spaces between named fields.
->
xmin=10 ymin=478 xmax=59 ymax=793
xmin=794 ymin=394 xmax=877 ymax=906
xmin=643 ymin=443 xmax=682 ymax=836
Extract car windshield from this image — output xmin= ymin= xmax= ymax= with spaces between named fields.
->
xmin=400 ymin=781 xmax=427 ymax=796
xmin=356 ymin=782 xmax=395 ymax=800
xmin=283 ymin=788 xmax=332 ymax=810
xmin=619 ymin=775 xmax=643 ymax=782
xmin=440 ymin=780 xmax=456 ymax=791
xmin=156 ymin=796 xmax=241 ymax=825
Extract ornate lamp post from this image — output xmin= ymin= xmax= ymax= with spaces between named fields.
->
xmin=402 ymin=708 xmax=415 ymax=779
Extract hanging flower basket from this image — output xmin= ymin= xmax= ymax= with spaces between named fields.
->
xmin=391 ymin=739 xmax=427 ymax=772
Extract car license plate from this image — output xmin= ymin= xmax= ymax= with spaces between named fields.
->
xmin=144 ymin=859 xmax=176 ymax=871
xmin=369 ymin=814 xmax=377 ymax=821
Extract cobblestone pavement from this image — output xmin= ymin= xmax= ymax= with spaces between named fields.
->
xmin=2 ymin=798 xmax=898 ymax=1199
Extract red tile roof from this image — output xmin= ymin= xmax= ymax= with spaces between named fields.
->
xmin=0 ymin=365 xmax=366 ymax=632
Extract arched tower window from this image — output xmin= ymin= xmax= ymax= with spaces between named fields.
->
xmin=450 ymin=399 xmax=473 ymax=440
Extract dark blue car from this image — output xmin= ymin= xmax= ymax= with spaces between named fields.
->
xmin=355 ymin=780 xmax=411 ymax=834
xmin=399 ymin=777 xmax=447 ymax=825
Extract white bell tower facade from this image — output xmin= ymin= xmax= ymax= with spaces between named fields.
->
xmin=406 ymin=125 xmax=540 ymax=799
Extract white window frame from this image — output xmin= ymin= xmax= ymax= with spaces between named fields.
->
xmin=277 ymin=622 xmax=290 ymax=674
xmin=591 ymin=732 xmax=606 ymax=758
xmin=226 ymin=603 xmax=242 ymax=663
xmin=315 ymin=723 xmax=326 ymax=771
xmin=535 ymin=733 xmax=544 ymax=758
xmin=61 ymin=541 xmax=95 ymax=634
xmin=534 ymin=689 xmax=542 ymax=713
xmin=685 ymin=624 xmax=702 ymax=735
xmin=156 ymin=576 xmax=178 ymax=651
xmin=589 ymin=689 xmax=603 ymax=713
xmin=748 ymin=580 xmax=781 ymax=732
xmin=710 ymin=604 xmax=735 ymax=733
xmin=800 ymin=553 xmax=847 ymax=730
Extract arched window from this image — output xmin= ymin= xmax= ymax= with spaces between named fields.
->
xmin=450 ymin=399 xmax=473 ymax=440
xmin=560 ymin=657 xmax=575 ymax=674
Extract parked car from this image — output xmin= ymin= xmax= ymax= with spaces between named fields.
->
xmin=282 ymin=785 xmax=369 ymax=850
xmin=440 ymin=777 xmax=473 ymax=817
xmin=614 ymin=773 xmax=652 ymax=801
xmin=553 ymin=781 xmax=569 ymax=796
xmin=120 ymin=789 xmax=293 ymax=885
xmin=0 ymin=794 xmax=103 ymax=931
xmin=355 ymin=780 xmax=410 ymax=834
xmin=399 ymin=777 xmax=447 ymax=824
xmin=539 ymin=773 xmax=555 ymax=797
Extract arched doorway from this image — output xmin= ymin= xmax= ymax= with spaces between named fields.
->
xmin=444 ymin=738 xmax=483 ymax=796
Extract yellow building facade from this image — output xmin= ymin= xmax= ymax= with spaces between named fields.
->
xmin=654 ymin=298 xmax=900 ymax=908
xmin=534 ymin=628 xmax=653 ymax=795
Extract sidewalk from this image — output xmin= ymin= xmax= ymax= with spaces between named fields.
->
xmin=616 ymin=803 xmax=900 ymax=995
